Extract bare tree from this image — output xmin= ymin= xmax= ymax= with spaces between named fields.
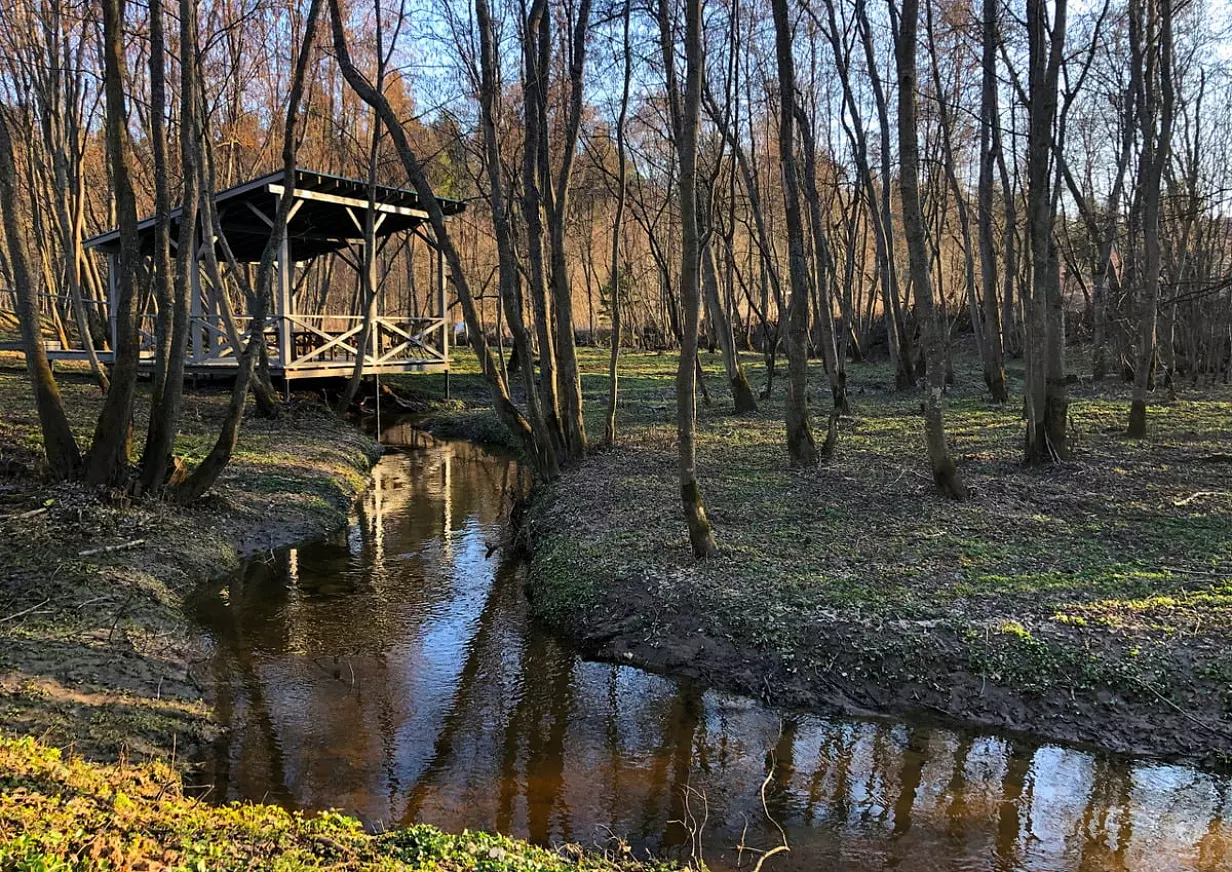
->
xmin=86 ymin=0 xmax=145 ymax=487
xmin=604 ymin=0 xmax=633 ymax=445
xmin=770 ymin=0 xmax=819 ymax=466
xmin=473 ymin=0 xmax=559 ymax=476
xmin=174 ymin=0 xmax=322 ymax=501
xmin=328 ymin=0 xmax=549 ymax=476
xmin=1127 ymin=0 xmax=1176 ymax=437
xmin=0 ymin=112 xmax=81 ymax=479
xmin=1022 ymin=0 xmax=1070 ymax=463
xmin=142 ymin=0 xmax=202 ymax=493
xmin=657 ymin=0 xmax=718 ymax=556
xmin=892 ymin=0 xmax=965 ymax=499
xmin=977 ymin=0 xmax=1009 ymax=402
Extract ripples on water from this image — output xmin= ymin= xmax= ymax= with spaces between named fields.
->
xmin=190 ymin=427 xmax=1232 ymax=871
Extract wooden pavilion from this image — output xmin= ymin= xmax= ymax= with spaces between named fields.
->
xmin=75 ymin=167 xmax=464 ymax=388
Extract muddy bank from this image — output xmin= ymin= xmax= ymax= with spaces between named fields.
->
xmin=0 ymin=370 xmax=379 ymax=765
xmin=511 ymin=347 xmax=1232 ymax=772
xmin=522 ymin=451 xmax=1232 ymax=772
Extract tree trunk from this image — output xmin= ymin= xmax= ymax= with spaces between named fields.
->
xmin=771 ymin=0 xmax=819 ymax=466
xmin=977 ymin=0 xmax=1009 ymax=401
xmin=604 ymin=0 xmax=632 ymax=446
xmin=895 ymin=0 xmax=966 ymax=500
xmin=0 ymin=114 xmax=81 ymax=479
xmin=1023 ymin=0 xmax=1070 ymax=462
xmin=520 ymin=0 xmax=564 ymax=455
xmin=701 ymin=234 xmax=758 ymax=413
xmin=142 ymin=0 xmax=200 ymax=494
xmin=855 ymin=0 xmax=914 ymax=388
xmin=87 ymin=0 xmax=145 ymax=487
xmin=657 ymin=0 xmax=717 ymax=557
xmin=796 ymin=105 xmax=849 ymax=414
xmin=1128 ymin=0 xmax=1175 ymax=438
xmin=143 ymin=0 xmax=174 ymax=427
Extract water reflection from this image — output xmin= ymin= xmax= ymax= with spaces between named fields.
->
xmin=192 ymin=431 xmax=1232 ymax=871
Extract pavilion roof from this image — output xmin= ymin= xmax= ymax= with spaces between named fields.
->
xmin=83 ymin=167 xmax=465 ymax=262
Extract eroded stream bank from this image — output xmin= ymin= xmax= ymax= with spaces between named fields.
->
xmin=0 ymin=389 xmax=378 ymax=763
xmin=190 ymin=425 xmax=1232 ymax=871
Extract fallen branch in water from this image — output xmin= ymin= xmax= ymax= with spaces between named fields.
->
xmin=79 ymin=539 xmax=146 ymax=557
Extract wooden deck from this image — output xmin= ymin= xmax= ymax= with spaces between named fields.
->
xmin=53 ymin=167 xmax=464 ymax=386
xmin=41 ymin=313 xmax=450 ymax=381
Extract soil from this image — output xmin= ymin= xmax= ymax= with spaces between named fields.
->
xmin=0 ymin=361 xmax=379 ymax=764
xmin=529 ymin=567 xmax=1231 ymax=768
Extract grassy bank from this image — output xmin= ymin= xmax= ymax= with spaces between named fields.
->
xmin=0 ymin=358 xmax=380 ymax=763
xmin=0 ymin=734 xmax=668 ymax=871
xmin=384 ymin=363 xmax=524 ymax=452
xmin=492 ymin=345 xmax=1232 ymax=767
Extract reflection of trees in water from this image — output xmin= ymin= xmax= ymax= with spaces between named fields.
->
xmin=194 ymin=443 xmax=1232 ymax=871
xmin=504 ymin=618 xmax=576 ymax=844
xmin=764 ymin=718 xmax=799 ymax=830
xmin=395 ymin=553 xmax=536 ymax=825
xmin=944 ymin=735 xmax=974 ymax=845
xmin=888 ymin=728 xmax=928 ymax=867
xmin=197 ymin=446 xmax=520 ymax=817
xmin=1198 ymin=781 xmax=1230 ymax=870
xmin=635 ymin=684 xmax=703 ymax=855
xmin=1070 ymin=755 xmax=1131 ymax=872
xmin=195 ymin=559 xmax=294 ymax=808
xmin=994 ymin=739 xmax=1033 ymax=870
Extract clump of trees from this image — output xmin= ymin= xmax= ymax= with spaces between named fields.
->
xmin=0 ymin=0 xmax=1229 ymax=549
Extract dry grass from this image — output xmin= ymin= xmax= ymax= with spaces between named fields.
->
xmin=0 ymin=356 xmax=379 ymax=763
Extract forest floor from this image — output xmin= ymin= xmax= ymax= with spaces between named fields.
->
xmin=394 ymin=344 xmax=1232 ymax=769
xmin=0 ymin=356 xmax=379 ymax=765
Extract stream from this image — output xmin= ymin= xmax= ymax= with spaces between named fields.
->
xmin=190 ymin=425 xmax=1232 ymax=871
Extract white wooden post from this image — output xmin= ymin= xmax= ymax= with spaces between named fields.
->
xmin=107 ymin=252 xmax=118 ymax=353
xmin=367 ymin=229 xmax=378 ymax=367
xmin=437 ymin=234 xmax=448 ymax=361
xmin=277 ymin=227 xmax=293 ymax=368
xmin=189 ymin=249 xmax=202 ymax=362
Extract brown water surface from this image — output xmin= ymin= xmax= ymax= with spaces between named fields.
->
xmin=191 ymin=428 xmax=1232 ymax=871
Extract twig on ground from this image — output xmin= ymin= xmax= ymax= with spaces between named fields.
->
xmin=1 ymin=507 xmax=47 ymax=521
xmin=0 ymin=598 xmax=50 ymax=624
xmin=1172 ymin=491 xmax=1228 ymax=506
xmin=1130 ymin=674 xmax=1232 ymax=738
xmin=79 ymin=539 xmax=146 ymax=557
xmin=107 ymin=589 xmax=140 ymax=646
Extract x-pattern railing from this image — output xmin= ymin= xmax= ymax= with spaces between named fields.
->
xmin=281 ymin=315 xmax=445 ymax=368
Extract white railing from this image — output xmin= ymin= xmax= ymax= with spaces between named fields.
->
xmin=187 ymin=313 xmax=447 ymax=369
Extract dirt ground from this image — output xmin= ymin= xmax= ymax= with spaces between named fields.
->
xmin=502 ymin=346 xmax=1232 ymax=771
xmin=0 ymin=358 xmax=379 ymax=763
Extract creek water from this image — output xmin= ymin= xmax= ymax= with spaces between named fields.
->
xmin=190 ymin=426 xmax=1231 ymax=871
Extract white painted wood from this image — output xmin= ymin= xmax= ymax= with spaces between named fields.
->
xmin=268 ymin=183 xmax=428 ymax=219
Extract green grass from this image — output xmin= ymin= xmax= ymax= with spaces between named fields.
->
xmin=485 ymin=343 xmax=1232 ymax=758
xmin=0 ymin=734 xmax=672 ymax=871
